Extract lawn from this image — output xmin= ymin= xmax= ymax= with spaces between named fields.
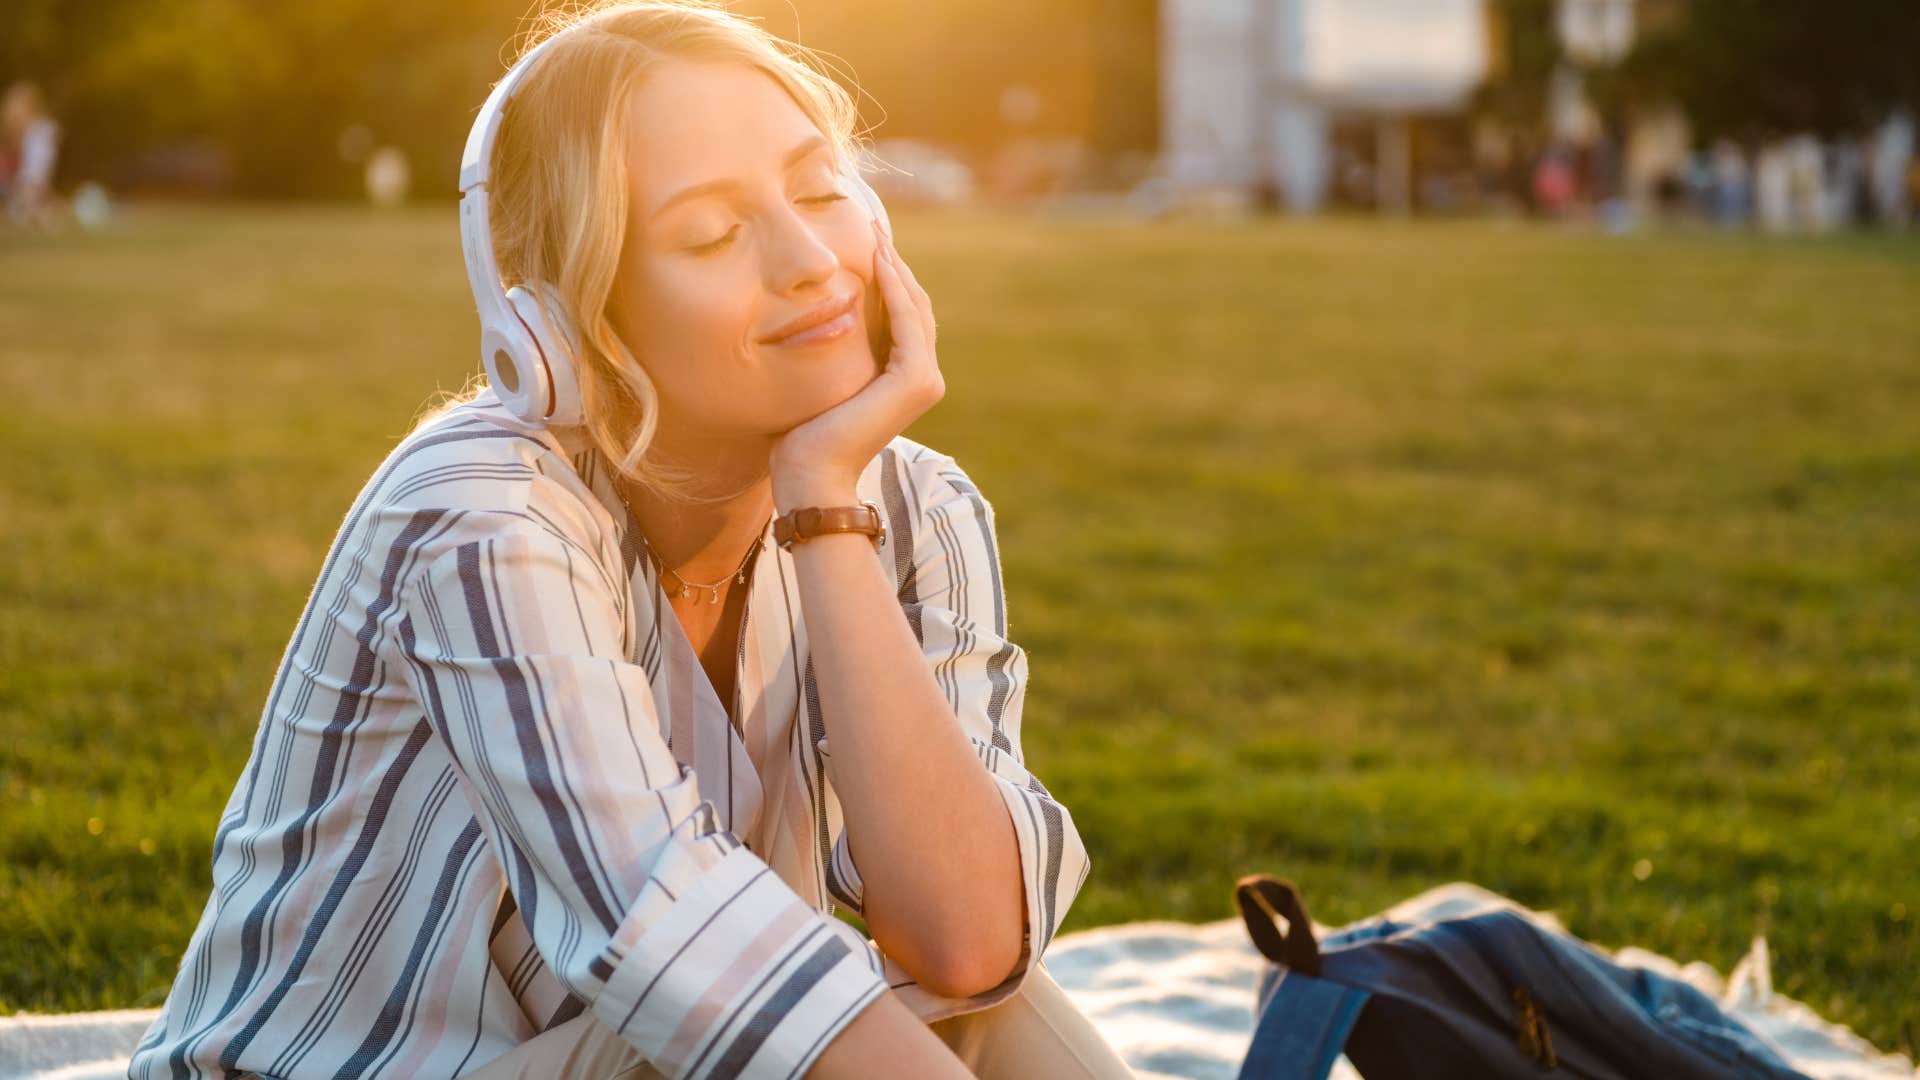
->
xmin=1 ymin=204 xmax=1915 ymax=1056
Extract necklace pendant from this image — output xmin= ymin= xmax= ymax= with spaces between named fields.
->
xmin=708 ymin=586 xmax=720 ymax=605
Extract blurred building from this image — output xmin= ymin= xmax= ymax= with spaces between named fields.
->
xmin=1161 ymin=0 xmax=1490 ymax=214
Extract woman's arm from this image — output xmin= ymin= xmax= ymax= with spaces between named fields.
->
xmin=776 ymin=450 xmax=1092 ymax=1003
xmin=778 ymin=481 xmax=1027 ymax=999
xmin=804 ymin=987 xmax=973 ymax=1080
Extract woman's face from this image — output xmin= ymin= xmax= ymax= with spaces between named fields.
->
xmin=610 ymin=57 xmax=885 ymax=443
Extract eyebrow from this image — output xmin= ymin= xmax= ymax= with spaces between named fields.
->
xmin=647 ymin=133 xmax=832 ymax=223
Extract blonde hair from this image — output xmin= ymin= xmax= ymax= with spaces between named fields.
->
xmin=416 ymin=0 xmax=868 ymax=505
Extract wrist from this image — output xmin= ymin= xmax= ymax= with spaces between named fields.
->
xmin=771 ymin=466 xmax=859 ymax=513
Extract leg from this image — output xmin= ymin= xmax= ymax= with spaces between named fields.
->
xmin=463 ymin=1014 xmax=666 ymax=1079
xmin=927 ymin=963 xmax=1135 ymax=1079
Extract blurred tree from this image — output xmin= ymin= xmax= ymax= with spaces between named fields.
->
xmin=735 ymin=0 xmax=1157 ymax=164
xmin=1 ymin=0 xmax=532 ymax=198
xmin=1476 ymin=0 xmax=1565 ymax=145
xmin=1085 ymin=0 xmax=1160 ymax=170
xmin=1 ymin=0 xmax=1160 ymax=200
xmin=1594 ymin=0 xmax=1920 ymax=143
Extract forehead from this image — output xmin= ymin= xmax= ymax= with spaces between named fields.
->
xmin=623 ymin=57 xmax=826 ymax=199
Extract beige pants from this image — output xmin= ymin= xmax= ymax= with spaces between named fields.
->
xmin=466 ymin=962 xmax=1134 ymax=1078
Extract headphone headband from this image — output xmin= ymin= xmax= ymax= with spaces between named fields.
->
xmin=460 ymin=32 xmax=570 ymax=195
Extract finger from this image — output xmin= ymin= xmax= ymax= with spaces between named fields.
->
xmin=871 ymin=244 xmax=925 ymax=361
xmin=871 ymin=246 xmax=941 ymax=401
xmin=871 ymin=220 xmax=931 ymax=324
xmin=875 ymin=251 xmax=917 ymax=374
xmin=879 ymin=230 xmax=934 ymax=329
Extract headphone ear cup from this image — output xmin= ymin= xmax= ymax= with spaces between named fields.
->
xmin=844 ymin=163 xmax=891 ymax=238
xmin=479 ymin=314 xmax=548 ymax=425
xmin=502 ymin=280 xmax=585 ymax=427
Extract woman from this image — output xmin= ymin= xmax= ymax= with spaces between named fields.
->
xmin=130 ymin=2 xmax=1131 ymax=1077
xmin=3 ymin=80 xmax=61 ymax=230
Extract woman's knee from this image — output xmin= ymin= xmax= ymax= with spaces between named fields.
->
xmin=928 ymin=964 xmax=1133 ymax=1079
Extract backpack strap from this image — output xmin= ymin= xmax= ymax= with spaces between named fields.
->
xmin=1235 ymin=874 xmax=1323 ymax=975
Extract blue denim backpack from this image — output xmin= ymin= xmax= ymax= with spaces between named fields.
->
xmin=1232 ymin=875 xmax=1811 ymax=1080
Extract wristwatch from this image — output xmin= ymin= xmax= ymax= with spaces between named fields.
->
xmin=773 ymin=500 xmax=887 ymax=551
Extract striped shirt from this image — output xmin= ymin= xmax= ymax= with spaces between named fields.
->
xmin=129 ymin=390 xmax=1091 ymax=1079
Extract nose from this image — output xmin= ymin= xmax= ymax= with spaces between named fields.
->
xmin=762 ymin=203 xmax=843 ymax=296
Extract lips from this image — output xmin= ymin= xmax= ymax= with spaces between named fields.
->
xmin=759 ymin=292 xmax=858 ymax=345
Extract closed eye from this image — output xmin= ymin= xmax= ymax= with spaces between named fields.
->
xmin=686 ymin=194 xmax=851 ymax=255
xmin=687 ymin=227 xmax=738 ymax=255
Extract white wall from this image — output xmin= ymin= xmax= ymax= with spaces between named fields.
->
xmin=1160 ymin=0 xmax=1263 ymax=190
xmin=1290 ymin=0 xmax=1488 ymax=111
xmin=1162 ymin=0 xmax=1489 ymax=204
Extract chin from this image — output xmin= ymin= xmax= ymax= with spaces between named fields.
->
xmin=772 ymin=341 xmax=880 ymax=422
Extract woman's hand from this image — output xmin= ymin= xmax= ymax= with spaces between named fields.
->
xmin=770 ymin=216 xmax=945 ymax=510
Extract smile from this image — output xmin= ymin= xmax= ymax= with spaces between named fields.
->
xmin=765 ymin=305 xmax=857 ymax=346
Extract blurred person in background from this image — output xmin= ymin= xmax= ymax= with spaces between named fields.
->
xmin=1532 ymin=145 xmax=1576 ymax=217
xmin=0 ymin=114 xmax=15 ymax=200
xmin=1709 ymin=139 xmax=1752 ymax=226
xmin=1868 ymin=109 xmax=1913 ymax=229
xmin=3 ymin=80 xmax=62 ymax=231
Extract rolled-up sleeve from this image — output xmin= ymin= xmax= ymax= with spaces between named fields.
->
xmin=394 ymin=502 xmax=888 ymax=1080
xmin=863 ymin=452 xmax=1092 ymax=1004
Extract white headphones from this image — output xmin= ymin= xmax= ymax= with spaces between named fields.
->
xmin=457 ymin=26 xmax=893 ymax=428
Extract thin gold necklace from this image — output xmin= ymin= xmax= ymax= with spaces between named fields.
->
xmin=610 ymin=475 xmax=771 ymax=605
xmin=641 ymin=526 xmax=766 ymax=605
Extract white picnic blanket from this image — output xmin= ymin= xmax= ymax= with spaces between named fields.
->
xmin=1044 ymin=883 xmax=1918 ymax=1080
xmin=4 ymin=883 xmax=1913 ymax=1079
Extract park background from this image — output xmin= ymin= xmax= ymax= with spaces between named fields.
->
xmin=3 ymin=0 xmax=1917 ymax=1064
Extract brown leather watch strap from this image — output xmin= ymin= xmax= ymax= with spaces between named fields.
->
xmin=773 ymin=500 xmax=886 ymax=551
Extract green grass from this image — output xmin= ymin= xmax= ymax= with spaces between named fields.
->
xmin=2 ymin=204 xmax=1916 ymax=1056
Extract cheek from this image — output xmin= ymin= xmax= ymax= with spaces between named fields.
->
xmin=645 ymin=267 xmax=753 ymax=347
xmin=621 ymin=262 xmax=760 ymax=392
